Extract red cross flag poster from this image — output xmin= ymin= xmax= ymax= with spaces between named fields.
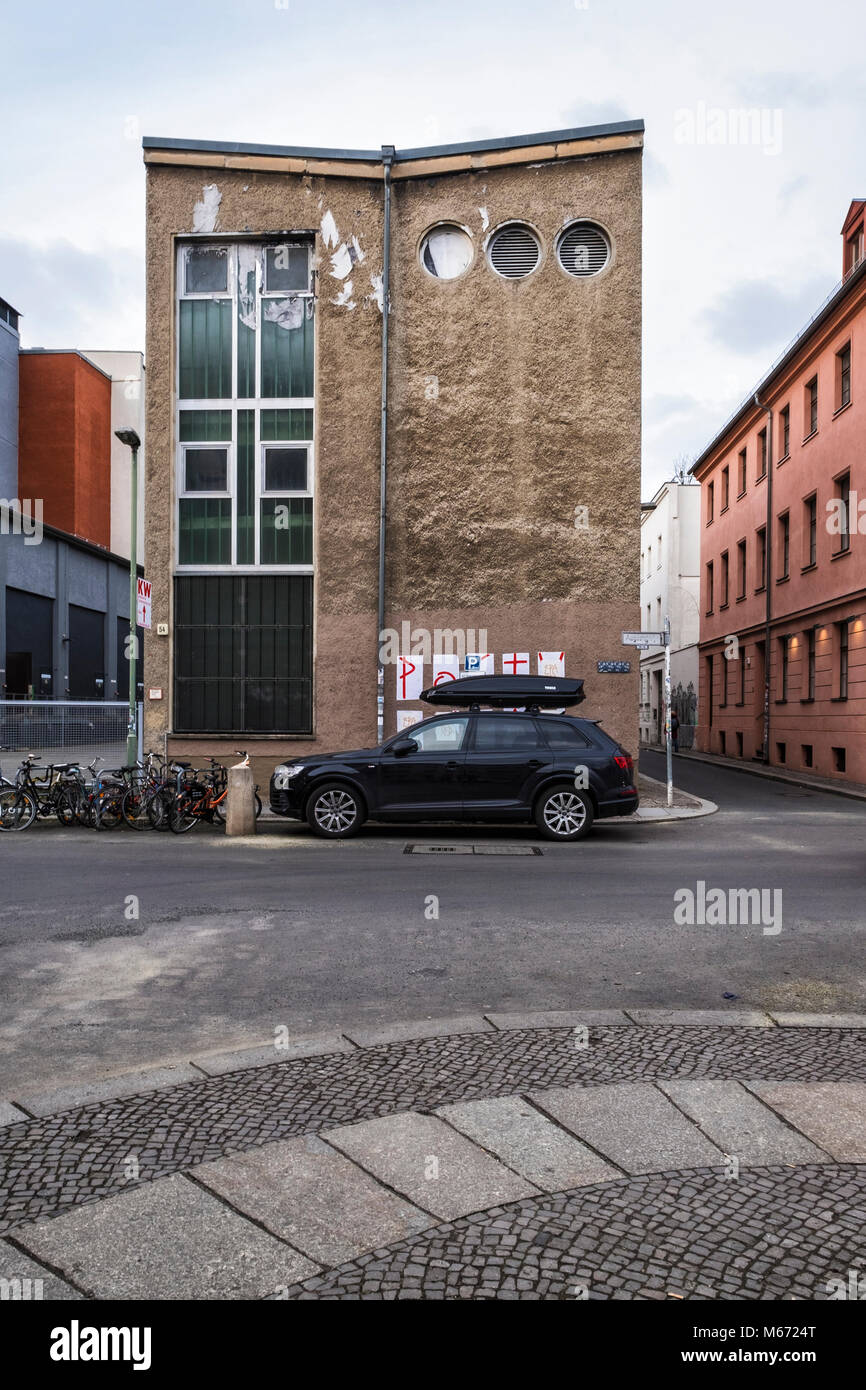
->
xmin=432 ymin=654 xmax=460 ymax=686
xmin=502 ymin=652 xmax=530 ymax=676
xmin=538 ymin=651 xmax=565 ymax=677
xmin=397 ymin=654 xmax=424 ymax=701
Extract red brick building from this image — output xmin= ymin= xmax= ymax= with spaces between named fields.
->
xmin=17 ymin=350 xmax=113 ymax=549
xmin=692 ymin=200 xmax=866 ymax=784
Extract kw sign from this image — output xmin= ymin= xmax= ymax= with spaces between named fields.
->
xmin=136 ymin=577 xmax=152 ymax=630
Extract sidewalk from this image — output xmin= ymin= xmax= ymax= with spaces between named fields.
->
xmin=643 ymin=743 xmax=866 ymax=802
xmin=2 ymin=1012 xmax=864 ymax=1300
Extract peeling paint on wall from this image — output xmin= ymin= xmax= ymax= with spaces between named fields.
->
xmin=192 ymin=185 xmax=222 ymax=233
xmin=263 ymin=297 xmax=304 ymax=331
xmin=331 ymin=281 xmax=356 ymax=309
xmin=368 ymin=273 xmax=384 ymax=313
xmin=330 ymin=242 xmax=354 ymax=280
xmin=237 ymin=243 xmax=258 ymax=329
xmin=478 ymin=206 xmax=490 ymax=231
xmin=320 ymin=210 xmax=339 ymax=249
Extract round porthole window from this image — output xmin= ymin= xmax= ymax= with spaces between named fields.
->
xmin=419 ymin=224 xmax=473 ymax=280
xmin=556 ymin=221 xmax=611 ymax=278
xmin=487 ymin=223 xmax=541 ymax=279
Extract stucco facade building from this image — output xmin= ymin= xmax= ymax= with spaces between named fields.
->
xmin=639 ymin=480 xmax=701 ymax=748
xmin=141 ymin=122 xmax=643 ymax=777
xmin=692 ymin=200 xmax=866 ymax=783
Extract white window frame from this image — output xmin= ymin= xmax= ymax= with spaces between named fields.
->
xmin=174 ymin=238 xmax=316 ymax=574
xmin=179 ymin=441 xmax=232 ymax=499
xmin=260 ymin=440 xmax=314 ymax=499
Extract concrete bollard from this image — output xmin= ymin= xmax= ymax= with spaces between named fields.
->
xmin=225 ymin=764 xmax=256 ymax=836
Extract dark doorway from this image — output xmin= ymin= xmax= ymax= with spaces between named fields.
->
xmin=69 ymin=605 xmax=105 ymax=699
xmin=5 ymin=589 xmax=53 ymax=697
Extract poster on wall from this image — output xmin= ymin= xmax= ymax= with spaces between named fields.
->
xmin=397 ymin=655 xmax=424 ymax=701
xmin=464 ymin=653 xmax=494 ymax=674
xmin=397 ymin=710 xmax=423 ymax=731
xmin=432 ymin=654 xmax=460 ymax=686
xmin=502 ymin=652 xmax=530 ymax=676
xmin=538 ymin=651 xmax=566 ymax=712
xmin=538 ymin=651 xmax=565 ymax=677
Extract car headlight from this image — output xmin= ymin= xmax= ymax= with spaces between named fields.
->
xmin=273 ymin=763 xmax=305 ymax=789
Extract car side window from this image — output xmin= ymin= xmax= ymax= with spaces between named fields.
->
xmin=410 ymin=718 xmax=469 ymax=753
xmin=473 ymin=716 xmax=544 ymax=751
xmin=539 ymin=718 xmax=592 ymax=749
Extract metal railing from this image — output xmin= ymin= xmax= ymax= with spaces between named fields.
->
xmin=0 ymin=701 xmax=142 ymax=767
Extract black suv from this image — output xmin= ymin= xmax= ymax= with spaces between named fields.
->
xmin=269 ymin=675 xmax=637 ymax=842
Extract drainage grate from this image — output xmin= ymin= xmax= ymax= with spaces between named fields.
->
xmin=404 ymin=844 xmax=543 ymax=856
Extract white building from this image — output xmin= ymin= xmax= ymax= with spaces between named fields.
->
xmin=639 ymin=480 xmax=701 ymax=747
xmin=82 ymin=350 xmax=145 ymax=562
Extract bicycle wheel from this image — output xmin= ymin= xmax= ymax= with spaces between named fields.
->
xmin=147 ymin=787 xmax=174 ymax=830
xmin=0 ymin=788 xmax=37 ymax=830
xmin=94 ymin=789 xmax=123 ymax=830
xmin=122 ymin=786 xmax=154 ymax=830
xmin=55 ymin=786 xmax=82 ymax=826
xmin=168 ymin=791 xmax=200 ymax=833
xmin=255 ymin=792 xmax=262 ymax=818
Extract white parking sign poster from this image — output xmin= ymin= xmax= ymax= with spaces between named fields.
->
xmin=464 ymin=653 xmax=493 ymax=674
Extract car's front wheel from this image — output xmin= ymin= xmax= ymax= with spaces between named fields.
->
xmin=534 ymin=785 xmax=594 ymax=841
xmin=306 ymin=782 xmax=364 ymax=839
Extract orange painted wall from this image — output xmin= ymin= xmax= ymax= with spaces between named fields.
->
xmin=18 ymin=352 xmax=112 ymax=549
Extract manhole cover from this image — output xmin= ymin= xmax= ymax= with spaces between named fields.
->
xmin=404 ymin=844 xmax=542 ymax=856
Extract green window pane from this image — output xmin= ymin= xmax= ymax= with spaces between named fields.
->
xmin=178 ymin=498 xmax=232 ymax=565
xmin=236 ymin=410 xmax=255 ymax=566
xmin=260 ymin=307 xmax=313 ymax=398
xmin=179 ymin=410 xmax=232 ymax=442
xmin=260 ymin=498 xmax=312 ymax=565
xmin=260 ymin=408 xmax=314 ymax=441
xmin=179 ymin=300 xmax=232 ymax=399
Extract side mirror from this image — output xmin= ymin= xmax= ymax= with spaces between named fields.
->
xmin=391 ymin=737 xmax=417 ymax=757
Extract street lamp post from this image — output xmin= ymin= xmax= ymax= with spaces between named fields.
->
xmin=115 ymin=428 xmax=141 ymax=767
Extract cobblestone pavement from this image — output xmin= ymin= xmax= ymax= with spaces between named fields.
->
xmin=1 ymin=1024 xmax=865 ymax=1237
xmin=282 ymin=1165 xmax=866 ymax=1301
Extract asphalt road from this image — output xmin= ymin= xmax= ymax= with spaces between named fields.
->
xmin=1 ymin=753 xmax=864 ymax=1093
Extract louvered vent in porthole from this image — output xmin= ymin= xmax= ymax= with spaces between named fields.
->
xmin=487 ymin=224 xmax=541 ymax=279
xmin=557 ymin=222 xmax=611 ymax=278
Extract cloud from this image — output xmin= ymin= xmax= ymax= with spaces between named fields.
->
xmin=734 ymin=71 xmax=831 ymax=109
xmin=0 ymin=237 xmax=143 ymax=350
xmin=702 ymin=275 xmax=834 ymax=354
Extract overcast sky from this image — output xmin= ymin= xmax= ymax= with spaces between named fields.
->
xmin=1 ymin=0 xmax=863 ymax=495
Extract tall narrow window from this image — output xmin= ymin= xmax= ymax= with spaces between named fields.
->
xmin=706 ymin=654 xmax=714 ymax=727
xmin=836 ymin=472 xmax=851 ymax=553
xmin=706 ymin=561 xmax=714 ymax=614
xmin=779 ymin=635 xmax=790 ymax=700
xmin=737 ymin=538 xmax=747 ymax=598
xmin=778 ymin=513 xmax=789 ymax=580
xmin=720 ymin=551 xmax=729 ymax=607
xmin=721 ymin=466 xmax=730 ymax=510
xmin=839 ymin=620 xmax=850 ymax=698
xmin=739 ymin=645 xmax=746 ymax=703
xmin=805 ymin=494 xmax=817 ymax=567
xmin=707 ymin=482 xmax=714 ymax=523
xmin=757 ymin=428 xmax=768 ymax=478
xmin=738 ymin=448 xmax=747 ymax=496
xmin=805 ymin=376 xmax=818 ymax=437
xmin=806 ymin=628 xmax=816 ymax=700
xmin=836 ymin=343 xmax=852 ymax=410
xmin=756 ymin=526 xmax=767 ymax=590
xmin=779 ymin=405 xmax=790 ymax=459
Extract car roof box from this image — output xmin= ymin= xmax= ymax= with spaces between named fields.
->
xmin=420 ymin=675 xmax=585 ymax=709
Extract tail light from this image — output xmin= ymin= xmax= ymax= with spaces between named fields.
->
xmin=614 ymin=753 xmax=634 ymax=773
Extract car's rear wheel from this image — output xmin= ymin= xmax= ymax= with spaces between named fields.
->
xmin=534 ymin=785 xmax=594 ymax=841
xmin=306 ymin=782 xmax=364 ymax=839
